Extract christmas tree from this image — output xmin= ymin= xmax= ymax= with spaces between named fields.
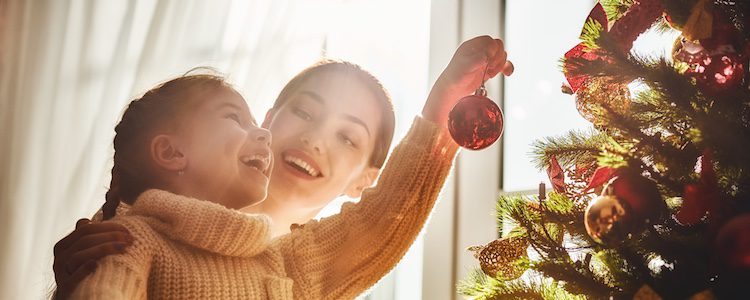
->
xmin=457 ymin=0 xmax=750 ymax=299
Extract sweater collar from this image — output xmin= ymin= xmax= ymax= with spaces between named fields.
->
xmin=129 ymin=189 xmax=271 ymax=258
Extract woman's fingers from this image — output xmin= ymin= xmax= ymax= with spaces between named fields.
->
xmin=486 ymin=39 xmax=509 ymax=79
xmin=68 ymin=231 xmax=132 ymax=253
xmin=502 ymin=60 xmax=515 ymax=76
xmin=66 ymin=241 xmax=129 ymax=274
xmin=75 ymin=218 xmax=90 ymax=229
xmin=53 ymin=221 xmax=132 ymax=287
xmin=55 ymin=221 xmax=130 ymax=254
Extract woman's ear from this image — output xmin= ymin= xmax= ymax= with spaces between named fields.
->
xmin=344 ymin=167 xmax=380 ymax=198
xmin=261 ymin=108 xmax=277 ymax=129
xmin=150 ymin=134 xmax=187 ymax=172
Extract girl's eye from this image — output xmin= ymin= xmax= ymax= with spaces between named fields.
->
xmin=338 ymin=133 xmax=357 ymax=148
xmin=293 ymin=107 xmax=312 ymax=121
xmin=226 ymin=113 xmax=242 ymax=124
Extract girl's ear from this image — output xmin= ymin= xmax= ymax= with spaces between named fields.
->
xmin=344 ymin=167 xmax=380 ymax=198
xmin=261 ymin=108 xmax=277 ymax=129
xmin=150 ymin=134 xmax=187 ymax=172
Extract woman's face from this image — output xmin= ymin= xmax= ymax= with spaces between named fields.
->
xmin=263 ymin=71 xmax=383 ymax=210
xmin=178 ymin=87 xmax=273 ymax=209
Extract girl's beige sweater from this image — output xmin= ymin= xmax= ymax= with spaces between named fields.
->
xmin=71 ymin=117 xmax=458 ymax=299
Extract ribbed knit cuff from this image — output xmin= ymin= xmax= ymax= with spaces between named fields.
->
xmin=403 ymin=116 xmax=459 ymax=158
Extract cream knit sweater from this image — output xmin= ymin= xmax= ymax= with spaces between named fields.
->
xmin=71 ymin=117 xmax=458 ymax=299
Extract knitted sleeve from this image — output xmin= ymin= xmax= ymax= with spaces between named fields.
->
xmin=69 ymin=217 xmax=155 ymax=300
xmin=274 ymin=116 xmax=459 ymax=299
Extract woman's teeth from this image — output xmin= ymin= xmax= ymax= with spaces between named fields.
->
xmin=283 ymin=155 xmax=320 ymax=177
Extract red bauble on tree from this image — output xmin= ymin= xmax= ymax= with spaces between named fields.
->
xmin=607 ymin=170 xmax=667 ymax=223
xmin=694 ymin=52 xmax=745 ymax=95
xmin=448 ymin=87 xmax=504 ymax=150
xmin=714 ymin=214 xmax=750 ymax=293
xmin=676 ymin=9 xmax=747 ymax=95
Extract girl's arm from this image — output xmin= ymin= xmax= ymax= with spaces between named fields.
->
xmin=68 ymin=218 xmax=153 ymax=300
xmin=275 ymin=36 xmax=512 ymax=299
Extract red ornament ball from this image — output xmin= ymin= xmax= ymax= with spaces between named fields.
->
xmin=606 ymin=170 xmax=667 ymax=224
xmin=715 ymin=214 xmax=750 ymax=272
xmin=448 ymin=90 xmax=504 ymax=150
xmin=694 ymin=52 xmax=745 ymax=95
xmin=692 ymin=12 xmax=746 ymax=95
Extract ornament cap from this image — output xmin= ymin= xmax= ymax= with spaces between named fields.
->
xmin=475 ymin=86 xmax=487 ymax=97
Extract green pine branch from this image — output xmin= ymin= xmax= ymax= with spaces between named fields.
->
xmin=457 ymin=269 xmax=588 ymax=300
xmin=531 ymin=129 xmax=608 ymax=171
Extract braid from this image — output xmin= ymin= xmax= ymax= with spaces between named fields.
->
xmin=102 ymin=98 xmax=143 ymax=220
xmin=102 ymin=164 xmax=122 ymax=220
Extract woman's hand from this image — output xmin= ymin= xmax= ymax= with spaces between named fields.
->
xmin=52 ymin=218 xmax=132 ymax=299
xmin=423 ymin=35 xmax=513 ymax=127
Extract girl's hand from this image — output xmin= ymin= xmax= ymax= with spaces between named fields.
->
xmin=423 ymin=36 xmax=513 ymax=127
xmin=52 ymin=219 xmax=132 ymax=299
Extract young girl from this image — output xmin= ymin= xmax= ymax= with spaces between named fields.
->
xmin=55 ymin=35 xmax=512 ymax=299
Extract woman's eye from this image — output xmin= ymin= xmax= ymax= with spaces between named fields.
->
xmin=338 ymin=133 xmax=357 ymax=148
xmin=293 ymin=107 xmax=312 ymax=121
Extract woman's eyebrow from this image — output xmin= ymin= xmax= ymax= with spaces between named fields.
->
xmin=343 ymin=115 xmax=371 ymax=137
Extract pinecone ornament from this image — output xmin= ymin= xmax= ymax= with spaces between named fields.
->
xmin=468 ymin=237 xmax=529 ymax=279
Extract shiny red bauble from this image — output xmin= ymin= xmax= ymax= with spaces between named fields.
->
xmin=606 ymin=170 xmax=667 ymax=224
xmin=694 ymin=52 xmax=745 ymax=95
xmin=448 ymin=89 xmax=504 ymax=150
xmin=715 ymin=214 xmax=750 ymax=272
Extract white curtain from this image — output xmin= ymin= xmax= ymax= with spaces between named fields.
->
xmin=0 ymin=0 xmax=430 ymax=299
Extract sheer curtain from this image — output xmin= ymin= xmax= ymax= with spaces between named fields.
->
xmin=0 ymin=0 xmax=430 ymax=299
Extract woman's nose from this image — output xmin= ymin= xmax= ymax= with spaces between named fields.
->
xmin=300 ymin=132 xmax=324 ymax=154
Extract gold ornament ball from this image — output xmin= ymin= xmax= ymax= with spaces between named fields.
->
xmin=584 ymin=195 xmax=634 ymax=244
xmin=469 ymin=237 xmax=528 ymax=279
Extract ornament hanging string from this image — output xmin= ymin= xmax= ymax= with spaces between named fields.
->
xmin=478 ymin=58 xmax=490 ymax=96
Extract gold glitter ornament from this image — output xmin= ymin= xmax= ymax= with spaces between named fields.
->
xmin=468 ymin=237 xmax=528 ymax=279
xmin=575 ymin=77 xmax=631 ymax=126
xmin=584 ymin=194 xmax=633 ymax=244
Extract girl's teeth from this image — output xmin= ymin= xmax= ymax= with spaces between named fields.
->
xmin=242 ymin=155 xmax=268 ymax=171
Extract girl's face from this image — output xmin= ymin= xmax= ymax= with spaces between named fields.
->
xmin=263 ymin=71 xmax=383 ymax=210
xmin=176 ymin=87 xmax=273 ymax=209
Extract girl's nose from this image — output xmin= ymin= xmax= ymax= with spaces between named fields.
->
xmin=253 ymin=127 xmax=271 ymax=147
